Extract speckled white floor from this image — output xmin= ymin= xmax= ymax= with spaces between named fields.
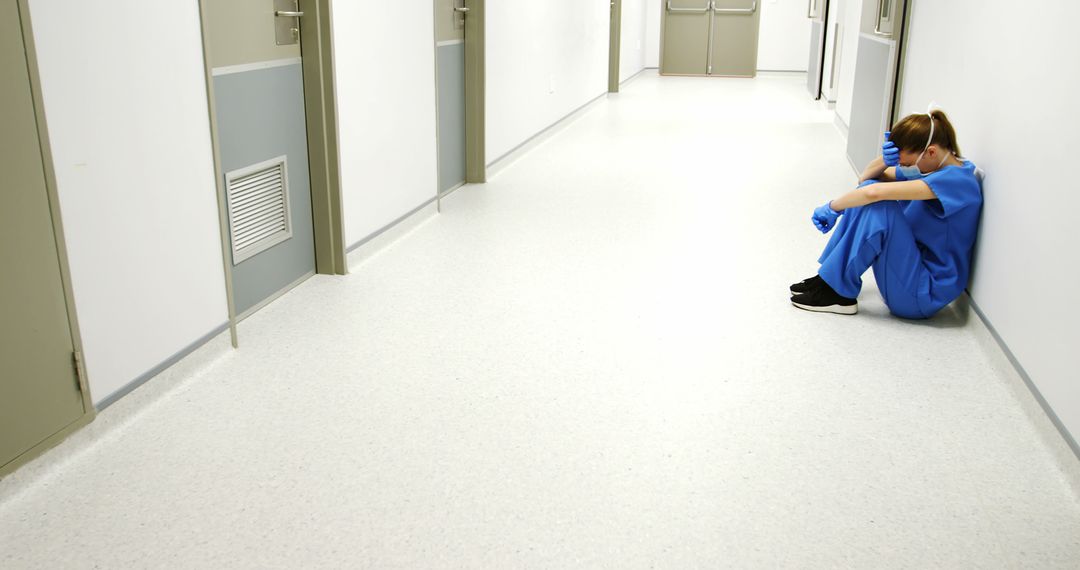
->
xmin=3 ymin=71 xmax=1079 ymax=568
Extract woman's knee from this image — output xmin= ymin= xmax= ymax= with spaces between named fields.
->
xmin=885 ymin=296 xmax=934 ymax=319
xmin=841 ymin=200 xmax=902 ymax=232
xmin=862 ymin=200 xmax=903 ymax=217
xmin=888 ymin=306 xmax=930 ymax=320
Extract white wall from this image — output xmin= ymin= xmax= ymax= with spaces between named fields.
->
xmin=620 ymin=0 xmax=649 ymax=82
xmin=28 ymin=0 xmax=229 ymax=406
xmin=333 ymin=1 xmax=439 ymax=246
xmin=899 ymin=0 xmax=1080 ymax=446
xmin=646 ymin=0 xmax=661 ymax=67
xmin=487 ymin=0 xmax=610 ymax=163
xmin=757 ymin=0 xmax=811 ymax=71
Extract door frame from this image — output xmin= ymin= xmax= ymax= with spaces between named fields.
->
xmin=2 ymin=0 xmax=96 ymax=478
xmin=196 ymin=0 xmax=347 ymax=347
xmin=609 ymin=0 xmax=622 ymax=93
xmin=463 ymin=0 xmax=486 ymax=184
xmin=298 ymin=0 xmax=347 ymax=277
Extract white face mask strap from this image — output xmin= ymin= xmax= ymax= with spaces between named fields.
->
xmin=924 ymin=112 xmax=936 ymax=152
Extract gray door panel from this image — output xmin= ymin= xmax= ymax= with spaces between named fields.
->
xmin=846 ymin=35 xmax=893 ymax=171
xmin=205 ymin=2 xmax=316 ymax=317
xmin=437 ymin=43 xmax=466 ymax=193
xmin=214 ymin=64 xmax=316 ymax=314
xmin=846 ymin=0 xmax=907 ymax=170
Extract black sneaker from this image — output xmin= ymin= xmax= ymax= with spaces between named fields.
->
xmin=790 ymin=274 xmax=823 ymax=295
xmin=790 ymin=278 xmax=858 ymax=315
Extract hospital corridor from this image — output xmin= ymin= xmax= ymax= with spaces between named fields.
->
xmin=3 ymin=1 xmax=1080 ymax=568
xmin=2 ymin=70 xmax=1078 ymax=567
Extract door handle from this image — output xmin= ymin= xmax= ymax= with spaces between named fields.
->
xmin=713 ymin=0 xmax=757 ymax=15
xmin=273 ymin=0 xmax=302 ymax=45
xmin=807 ymin=0 xmax=815 ymax=19
xmin=874 ymin=0 xmax=893 ymax=37
xmin=667 ymin=1 xmax=710 ymax=14
xmin=454 ymin=7 xmax=469 ymax=13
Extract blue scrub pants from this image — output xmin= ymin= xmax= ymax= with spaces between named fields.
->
xmin=816 ymin=201 xmax=935 ymax=319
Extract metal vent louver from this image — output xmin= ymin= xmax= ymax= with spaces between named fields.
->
xmin=226 ymin=156 xmax=293 ymax=265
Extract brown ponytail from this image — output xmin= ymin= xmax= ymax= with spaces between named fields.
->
xmin=889 ymin=110 xmax=962 ymax=157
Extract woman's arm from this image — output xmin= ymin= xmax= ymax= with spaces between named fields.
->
xmin=859 ymin=156 xmax=886 ymax=183
xmin=829 ymin=179 xmax=936 ymax=212
xmin=858 ymin=156 xmax=900 ymax=183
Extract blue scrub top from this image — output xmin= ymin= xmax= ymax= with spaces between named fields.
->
xmin=899 ymin=160 xmax=983 ymax=306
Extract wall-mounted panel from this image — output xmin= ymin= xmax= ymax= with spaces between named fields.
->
xmin=487 ymin=0 xmax=610 ymax=164
xmin=898 ymin=0 xmax=1080 ymax=452
xmin=619 ymin=0 xmax=648 ymax=82
xmin=333 ymin=1 xmax=439 ymax=246
xmin=28 ymin=0 xmax=229 ymax=405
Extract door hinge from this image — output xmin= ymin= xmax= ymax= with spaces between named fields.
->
xmin=73 ymin=350 xmax=85 ymax=392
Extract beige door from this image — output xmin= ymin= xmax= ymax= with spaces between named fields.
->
xmin=661 ymin=1 xmax=712 ymax=75
xmin=1 ymin=2 xmax=88 ymax=473
xmin=662 ymin=0 xmax=760 ymax=77
xmin=708 ymin=0 xmax=760 ymax=77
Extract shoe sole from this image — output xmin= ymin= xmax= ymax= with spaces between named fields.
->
xmin=791 ymin=299 xmax=858 ymax=315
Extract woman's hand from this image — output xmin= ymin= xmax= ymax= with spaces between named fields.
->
xmin=812 ymin=202 xmax=841 ymax=233
xmin=882 ymin=132 xmax=900 ymax=167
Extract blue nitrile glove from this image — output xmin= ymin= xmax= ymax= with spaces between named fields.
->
xmin=882 ymin=131 xmax=900 ymax=167
xmin=812 ymin=202 xmax=841 ymax=233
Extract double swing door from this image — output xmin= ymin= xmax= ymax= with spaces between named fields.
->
xmin=661 ymin=0 xmax=761 ymax=77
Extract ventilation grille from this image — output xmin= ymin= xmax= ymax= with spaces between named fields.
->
xmin=226 ymin=156 xmax=292 ymax=265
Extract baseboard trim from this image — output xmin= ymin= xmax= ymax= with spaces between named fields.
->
xmin=486 ymin=91 xmax=608 ymax=178
xmin=438 ymin=181 xmax=467 ymax=203
xmin=347 ymin=198 xmax=439 ymax=272
xmin=619 ymin=67 xmax=649 ymax=87
xmin=1 ymin=327 xmax=234 ymax=504
xmin=967 ymin=294 xmax=1080 ymax=467
xmin=96 ymin=322 xmax=230 ymax=411
xmin=236 ymin=270 xmax=316 ymax=323
xmin=834 ymin=112 xmax=850 ymax=138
